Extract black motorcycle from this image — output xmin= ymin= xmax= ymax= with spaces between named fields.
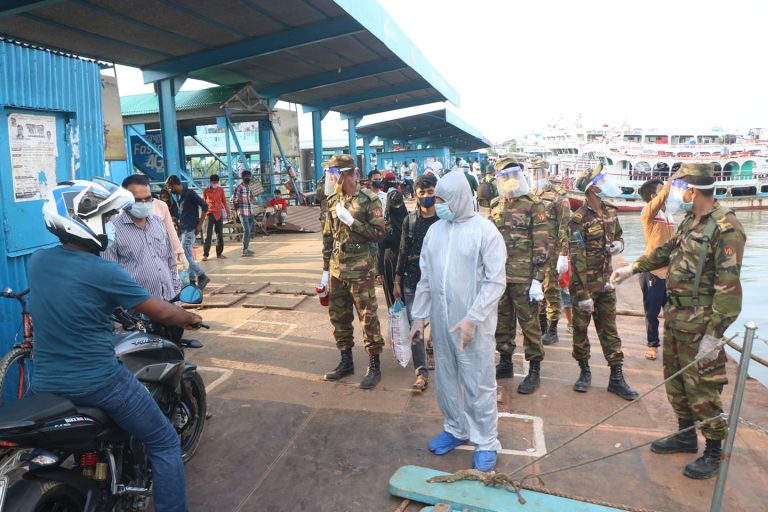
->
xmin=0 ymin=286 xmax=207 ymax=511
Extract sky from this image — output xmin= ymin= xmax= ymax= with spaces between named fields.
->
xmin=115 ymin=0 xmax=768 ymax=143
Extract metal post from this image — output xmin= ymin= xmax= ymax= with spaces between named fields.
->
xmin=156 ymin=78 xmax=181 ymax=180
xmin=347 ymin=116 xmax=359 ymax=161
xmin=224 ymin=119 xmax=233 ymax=196
xmin=710 ymin=322 xmax=758 ymax=512
xmin=259 ymin=120 xmax=274 ymax=198
xmin=312 ymin=110 xmax=325 ymax=180
xmin=363 ymin=136 xmax=372 ymax=176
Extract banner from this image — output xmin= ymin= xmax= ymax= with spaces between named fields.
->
xmin=102 ymin=74 xmax=126 ymax=161
xmin=130 ymin=132 xmax=165 ymax=180
xmin=271 ymin=108 xmax=300 ymax=158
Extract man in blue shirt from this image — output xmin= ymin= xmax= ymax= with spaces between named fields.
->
xmin=165 ymin=174 xmax=210 ymax=289
xmin=33 ymin=178 xmax=203 ymax=512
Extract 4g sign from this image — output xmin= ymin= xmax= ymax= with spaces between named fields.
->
xmin=130 ymin=133 xmax=165 ymax=180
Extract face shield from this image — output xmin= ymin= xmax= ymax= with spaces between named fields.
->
xmin=324 ymin=167 xmax=344 ymax=196
xmin=530 ymin=167 xmax=548 ymax=192
xmin=588 ymin=171 xmax=622 ymax=197
xmin=495 ymin=166 xmax=530 ymax=199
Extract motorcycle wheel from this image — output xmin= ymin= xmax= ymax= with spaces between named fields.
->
xmin=178 ymin=372 xmax=207 ymax=463
xmin=4 ymin=478 xmax=85 ymax=511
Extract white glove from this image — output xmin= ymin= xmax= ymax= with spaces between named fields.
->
xmin=177 ymin=252 xmax=189 ymax=270
xmin=335 ymin=203 xmax=355 ymax=227
xmin=610 ymin=265 xmax=634 ymax=286
xmin=696 ymin=334 xmax=724 ymax=364
xmin=450 ymin=318 xmax=477 ymax=349
xmin=577 ymin=298 xmax=594 ymax=313
xmin=529 ymin=279 xmax=544 ymax=303
xmin=556 ymin=255 xmax=569 ymax=274
xmin=410 ymin=319 xmax=425 ymax=346
xmin=607 ymin=240 xmax=624 ymax=255
xmin=321 ymin=270 xmax=329 ymax=287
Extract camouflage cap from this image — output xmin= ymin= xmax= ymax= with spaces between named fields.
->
xmin=494 ymin=156 xmax=523 ymax=173
xmin=574 ymin=163 xmax=603 ymax=192
xmin=329 ymin=154 xmax=355 ymax=171
xmin=670 ymin=162 xmax=715 ymax=187
xmin=531 ymin=159 xmax=550 ymax=170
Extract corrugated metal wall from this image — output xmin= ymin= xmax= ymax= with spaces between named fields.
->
xmin=0 ymin=41 xmax=104 ymax=354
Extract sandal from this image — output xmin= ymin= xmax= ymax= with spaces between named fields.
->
xmin=645 ymin=346 xmax=658 ymax=360
xmin=412 ymin=374 xmax=428 ymax=392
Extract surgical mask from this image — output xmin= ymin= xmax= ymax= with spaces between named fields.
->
xmin=211 ymin=183 xmax=220 ymax=189
xmin=435 ymin=202 xmax=455 ymax=221
xmin=666 ymin=179 xmax=691 ymax=215
xmin=419 ymin=196 xmax=436 ymax=208
xmin=372 ymin=179 xmax=382 ymax=188
xmin=129 ymin=200 xmax=153 ymax=219
xmin=105 ymin=221 xmax=116 ymax=249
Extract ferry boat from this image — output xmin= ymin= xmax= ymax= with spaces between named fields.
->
xmin=522 ymin=128 xmax=768 ymax=211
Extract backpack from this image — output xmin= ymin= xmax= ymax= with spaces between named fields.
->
xmin=477 ymin=180 xmax=496 ymax=207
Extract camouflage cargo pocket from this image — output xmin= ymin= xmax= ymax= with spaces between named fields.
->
xmin=696 ymin=350 xmax=728 ymax=387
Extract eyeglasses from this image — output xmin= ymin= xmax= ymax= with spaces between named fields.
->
xmin=134 ymin=197 xmax=154 ymax=204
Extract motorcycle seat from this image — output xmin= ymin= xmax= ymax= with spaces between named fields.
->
xmin=0 ymin=393 xmax=76 ymax=431
xmin=74 ymin=406 xmax=113 ymax=426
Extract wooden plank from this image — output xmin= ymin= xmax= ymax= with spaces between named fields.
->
xmin=389 ymin=466 xmax=625 ymax=512
xmin=212 ymin=282 xmax=270 ymax=295
xmin=199 ymin=294 xmax=246 ymax=308
xmin=242 ymin=294 xmax=307 ymax=310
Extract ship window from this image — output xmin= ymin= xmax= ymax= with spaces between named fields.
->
xmin=732 ymin=187 xmax=756 ymax=197
xmin=716 ymin=188 xmax=728 ymax=195
xmin=761 ymin=185 xmax=768 ymax=193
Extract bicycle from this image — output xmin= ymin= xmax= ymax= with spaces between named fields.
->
xmin=0 ymin=288 xmax=33 ymax=406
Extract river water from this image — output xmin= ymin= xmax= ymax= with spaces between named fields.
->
xmin=619 ymin=210 xmax=768 ymax=387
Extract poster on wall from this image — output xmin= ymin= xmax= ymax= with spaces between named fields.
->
xmin=8 ymin=113 xmax=58 ymax=202
xmin=102 ymin=74 xmax=127 ymax=161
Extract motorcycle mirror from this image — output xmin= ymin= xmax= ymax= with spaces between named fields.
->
xmin=178 ymin=285 xmax=203 ymax=305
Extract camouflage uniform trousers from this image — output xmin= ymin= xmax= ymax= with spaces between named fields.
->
xmin=540 ymin=263 xmax=562 ymax=322
xmin=495 ymin=283 xmax=544 ymax=361
xmin=571 ymin=289 xmax=624 ymax=365
xmin=328 ymin=274 xmax=384 ymax=355
xmin=663 ymin=306 xmax=728 ymax=440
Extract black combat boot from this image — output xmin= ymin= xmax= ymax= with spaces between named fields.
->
xmin=359 ymin=354 xmax=381 ymax=389
xmin=573 ymin=360 xmax=591 ymax=392
xmin=607 ymin=364 xmax=639 ymax=401
xmin=517 ymin=360 xmax=541 ymax=394
xmin=496 ymin=352 xmax=513 ymax=379
xmin=651 ymin=418 xmax=699 ymax=454
xmin=542 ymin=319 xmax=559 ymax=345
xmin=538 ymin=311 xmax=548 ymax=338
xmin=684 ymin=439 xmax=722 ymax=480
xmin=323 ymin=349 xmax=354 ymax=381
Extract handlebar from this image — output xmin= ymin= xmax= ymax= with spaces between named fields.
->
xmin=0 ymin=288 xmax=30 ymax=300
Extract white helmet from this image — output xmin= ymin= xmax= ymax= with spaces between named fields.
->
xmin=43 ymin=177 xmax=134 ymax=252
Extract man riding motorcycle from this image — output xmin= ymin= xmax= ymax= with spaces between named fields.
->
xmin=28 ymin=178 xmax=202 ymax=512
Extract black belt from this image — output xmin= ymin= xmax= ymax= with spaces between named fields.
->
xmin=667 ymin=295 xmax=713 ymax=308
xmin=336 ymin=242 xmax=368 ymax=253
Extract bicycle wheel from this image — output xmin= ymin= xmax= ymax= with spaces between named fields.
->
xmin=0 ymin=346 xmax=33 ymax=407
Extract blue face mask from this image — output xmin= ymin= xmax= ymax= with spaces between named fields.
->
xmin=129 ymin=200 xmax=153 ymax=219
xmin=105 ymin=221 xmax=116 ymax=249
xmin=420 ymin=196 xmax=436 ymax=208
xmin=680 ymin=202 xmax=693 ymax=213
xmin=435 ymin=202 xmax=455 ymax=221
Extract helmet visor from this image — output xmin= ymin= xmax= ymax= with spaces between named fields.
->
xmin=495 ymin=166 xmax=529 ymax=198
xmin=590 ymin=172 xmax=622 ymax=197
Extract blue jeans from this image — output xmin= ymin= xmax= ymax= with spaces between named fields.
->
xmin=240 ymin=215 xmax=253 ymax=251
xmin=180 ymin=230 xmax=204 ymax=279
xmin=64 ymin=365 xmax=188 ymax=512
xmin=404 ymin=286 xmax=428 ymax=376
xmin=640 ymin=272 xmax=666 ymax=347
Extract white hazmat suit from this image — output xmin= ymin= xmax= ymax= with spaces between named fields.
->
xmin=411 ymin=172 xmax=507 ymax=451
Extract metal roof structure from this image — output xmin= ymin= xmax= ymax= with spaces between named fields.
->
xmin=0 ymin=0 xmax=458 ymax=119
xmin=356 ymin=109 xmax=490 ymax=151
xmin=121 ymin=84 xmax=270 ymax=127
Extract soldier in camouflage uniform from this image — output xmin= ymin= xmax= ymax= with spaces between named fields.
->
xmin=320 ymin=154 xmax=387 ymax=389
xmin=316 ymin=172 xmax=327 ymax=224
xmin=492 ymin=158 xmax=548 ymax=394
xmin=569 ymin=164 xmax=638 ymax=401
xmin=612 ymin=163 xmax=745 ymax=479
xmin=531 ymin=159 xmax=571 ymax=345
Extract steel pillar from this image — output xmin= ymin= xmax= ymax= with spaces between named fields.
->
xmin=383 ymin=138 xmax=393 ymax=152
xmin=363 ymin=136 xmax=373 ymax=176
xmin=347 ymin=116 xmax=359 ymax=161
xmin=312 ymin=110 xmax=327 ymax=180
xmin=259 ymin=120 xmax=274 ymax=195
xmin=156 ymin=78 xmax=181 ymax=179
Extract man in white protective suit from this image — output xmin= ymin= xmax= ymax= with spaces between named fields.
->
xmin=409 ymin=171 xmax=507 ymax=472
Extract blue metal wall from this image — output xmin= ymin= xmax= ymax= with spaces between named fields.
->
xmin=0 ymin=42 xmax=104 ymax=354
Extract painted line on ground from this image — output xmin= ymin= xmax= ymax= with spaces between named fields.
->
xmin=456 ymin=412 xmax=546 ymax=458
xmin=224 ymin=333 xmax=334 ymax=351
xmin=209 ymin=357 xmax=321 ymax=382
xmin=196 ymin=366 xmax=234 ymax=394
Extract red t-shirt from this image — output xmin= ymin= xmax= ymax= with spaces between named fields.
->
xmin=269 ymin=197 xmax=288 ymax=211
xmin=558 ymin=263 xmax=570 ymax=288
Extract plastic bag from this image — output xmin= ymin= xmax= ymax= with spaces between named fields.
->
xmin=389 ymin=299 xmax=411 ymax=368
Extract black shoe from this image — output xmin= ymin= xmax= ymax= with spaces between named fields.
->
xmin=542 ymin=319 xmax=559 ymax=345
xmin=197 ymin=274 xmax=211 ymax=290
xmin=684 ymin=439 xmax=722 ymax=480
xmin=323 ymin=349 xmax=354 ymax=381
xmin=538 ymin=310 xmax=548 ymax=337
xmin=651 ymin=418 xmax=699 ymax=454
xmin=496 ymin=352 xmax=513 ymax=379
xmin=573 ymin=360 xmax=591 ymax=392
xmin=359 ymin=354 xmax=381 ymax=389
xmin=517 ymin=360 xmax=541 ymax=394
xmin=607 ymin=364 xmax=639 ymax=401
